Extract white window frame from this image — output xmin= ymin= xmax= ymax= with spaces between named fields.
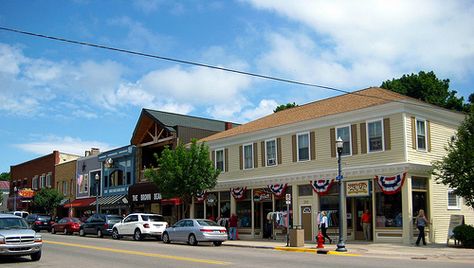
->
xmin=63 ymin=181 xmax=68 ymax=196
xmin=265 ymin=138 xmax=278 ymax=167
xmin=415 ymin=118 xmax=427 ymax=151
xmin=297 ymin=132 xmax=310 ymax=162
xmin=447 ymin=188 xmax=461 ymax=210
xmin=215 ymin=148 xmax=225 ymax=173
xmin=336 ymin=125 xmax=352 ymax=156
xmin=32 ymin=175 xmax=38 ymax=190
xmin=243 ymin=143 xmax=254 ymax=170
xmin=46 ymin=172 xmax=52 ymax=188
xmin=366 ymin=119 xmax=385 ymax=153
xmin=40 ymin=174 xmax=46 ymax=189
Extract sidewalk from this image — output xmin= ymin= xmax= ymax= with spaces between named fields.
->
xmin=223 ymin=239 xmax=474 ymax=262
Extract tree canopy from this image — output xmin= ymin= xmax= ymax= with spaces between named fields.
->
xmin=381 ymin=71 xmax=470 ymax=112
xmin=0 ymin=172 xmax=10 ymax=181
xmin=432 ymin=107 xmax=474 ymax=208
xmin=144 ymin=139 xmax=220 ymax=216
xmin=274 ymin=102 xmax=298 ymax=113
xmin=33 ymin=188 xmax=64 ymax=214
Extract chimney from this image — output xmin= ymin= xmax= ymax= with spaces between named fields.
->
xmin=225 ymin=122 xmax=232 ymax=130
xmin=85 ymin=150 xmax=90 ymax=157
xmin=90 ymin=148 xmax=100 ymax=155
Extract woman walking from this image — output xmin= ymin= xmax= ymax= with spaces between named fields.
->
xmin=319 ymin=211 xmax=332 ymax=244
xmin=415 ymin=209 xmax=429 ymax=246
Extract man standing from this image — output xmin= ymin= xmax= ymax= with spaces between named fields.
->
xmin=361 ymin=209 xmax=371 ymax=241
xmin=229 ymin=213 xmax=238 ymax=240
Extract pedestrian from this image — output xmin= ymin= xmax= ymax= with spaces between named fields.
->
xmin=229 ymin=213 xmax=238 ymax=240
xmin=319 ymin=211 xmax=332 ymax=244
xmin=415 ymin=209 xmax=429 ymax=246
xmin=361 ymin=209 xmax=371 ymax=241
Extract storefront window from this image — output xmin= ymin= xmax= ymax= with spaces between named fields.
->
xmin=206 ymin=193 xmax=219 ymax=220
xmin=236 ymin=190 xmax=251 ymax=227
xmin=319 ymin=186 xmax=351 ymax=228
xmin=412 ymin=177 xmax=428 ymax=220
xmin=298 ymin=184 xmax=313 ymax=196
xmin=375 ymin=183 xmax=402 ymax=228
xmin=220 ymin=191 xmax=230 ymax=218
xmin=194 ymin=202 xmax=204 ymax=218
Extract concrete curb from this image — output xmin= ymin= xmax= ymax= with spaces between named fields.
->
xmin=225 ymin=244 xmax=361 ymax=256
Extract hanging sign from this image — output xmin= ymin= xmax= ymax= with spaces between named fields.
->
xmin=310 ymin=179 xmax=334 ymax=195
xmin=195 ymin=190 xmax=207 ymax=202
xmin=231 ymin=187 xmax=247 ymax=200
xmin=267 ymin=183 xmax=288 ymax=197
xmin=346 ymin=180 xmax=370 ymax=197
xmin=374 ymin=172 xmax=406 ymax=195
xmin=206 ymin=193 xmax=217 ymax=206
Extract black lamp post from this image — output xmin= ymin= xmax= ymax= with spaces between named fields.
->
xmin=335 ymin=137 xmax=347 ymax=252
xmin=95 ymin=173 xmax=100 ymax=214
xmin=13 ymin=186 xmax=18 ymax=211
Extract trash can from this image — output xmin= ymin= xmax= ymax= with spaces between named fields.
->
xmin=289 ymin=226 xmax=305 ymax=247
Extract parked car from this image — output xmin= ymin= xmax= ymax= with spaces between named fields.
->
xmin=162 ymin=219 xmax=227 ymax=246
xmin=111 ymin=213 xmax=168 ymax=241
xmin=25 ymin=214 xmax=54 ymax=232
xmin=0 ymin=213 xmax=42 ymax=261
xmin=79 ymin=214 xmax=123 ymax=238
xmin=51 ymin=217 xmax=81 ymax=235
xmin=5 ymin=211 xmax=30 ymax=218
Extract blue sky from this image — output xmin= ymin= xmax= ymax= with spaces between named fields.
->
xmin=1 ymin=0 xmax=473 ymax=173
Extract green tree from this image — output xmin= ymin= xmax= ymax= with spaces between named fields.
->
xmin=144 ymin=139 xmax=220 ymax=217
xmin=274 ymin=102 xmax=298 ymax=113
xmin=33 ymin=188 xmax=64 ymax=214
xmin=381 ymin=71 xmax=469 ymax=112
xmin=0 ymin=172 xmax=10 ymax=181
xmin=432 ymin=107 xmax=474 ymax=208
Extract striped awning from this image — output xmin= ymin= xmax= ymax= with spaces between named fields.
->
xmin=90 ymin=194 xmax=128 ymax=206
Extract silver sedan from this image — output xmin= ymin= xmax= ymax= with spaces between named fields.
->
xmin=162 ymin=219 xmax=227 ymax=246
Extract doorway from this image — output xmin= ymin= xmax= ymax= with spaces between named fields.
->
xmin=353 ymin=197 xmax=372 ymax=241
xmin=262 ymin=202 xmax=273 ymax=238
xmin=300 ymin=205 xmax=312 ymax=241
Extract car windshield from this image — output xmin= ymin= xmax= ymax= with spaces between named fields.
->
xmin=38 ymin=216 xmax=51 ymax=221
xmin=0 ymin=218 xmax=29 ymax=229
xmin=142 ymin=215 xmax=165 ymax=222
xmin=196 ymin=220 xmax=219 ymax=226
xmin=71 ymin=218 xmax=81 ymax=223
xmin=107 ymin=217 xmax=122 ymax=224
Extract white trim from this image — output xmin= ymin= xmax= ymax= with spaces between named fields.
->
xmin=242 ymin=143 xmax=254 ymax=170
xmin=447 ymin=188 xmax=461 ymax=210
xmin=366 ymin=118 xmax=385 ymax=153
xmin=215 ymin=148 xmax=225 ymax=173
xmin=296 ymin=132 xmax=311 ymax=162
xmin=403 ymin=113 xmax=408 ymax=162
xmin=335 ymin=124 xmax=352 ymax=157
xmin=265 ymin=138 xmax=278 ymax=167
xmin=415 ymin=118 xmax=428 ymax=152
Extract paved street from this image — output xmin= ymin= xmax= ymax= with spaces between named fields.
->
xmin=0 ymin=233 xmax=472 ymax=268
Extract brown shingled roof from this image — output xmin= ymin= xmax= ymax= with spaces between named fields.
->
xmin=201 ymin=87 xmax=410 ymax=142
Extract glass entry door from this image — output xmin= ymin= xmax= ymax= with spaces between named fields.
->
xmin=354 ymin=197 xmax=372 ymax=241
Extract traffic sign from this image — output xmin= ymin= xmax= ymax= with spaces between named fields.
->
xmin=285 ymin=193 xmax=291 ymax=201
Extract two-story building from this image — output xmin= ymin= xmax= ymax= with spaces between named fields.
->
xmin=198 ymin=87 xmax=473 ymax=244
xmin=55 ymin=159 xmax=77 ymax=217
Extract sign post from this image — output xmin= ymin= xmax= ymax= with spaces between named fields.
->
xmin=285 ymin=193 xmax=291 ymax=246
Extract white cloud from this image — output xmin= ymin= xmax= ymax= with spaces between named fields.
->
xmin=15 ymin=135 xmax=113 ymax=156
xmin=241 ymin=99 xmax=278 ymax=121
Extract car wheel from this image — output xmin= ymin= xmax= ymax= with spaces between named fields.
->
xmin=133 ymin=229 xmax=142 ymax=241
xmin=97 ymin=229 xmax=103 ymax=238
xmin=51 ymin=228 xmax=56 ymax=234
xmin=31 ymin=250 xmax=42 ymax=261
xmin=188 ymin=234 xmax=198 ymax=246
xmin=213 ymin=241 xmax=222 ymax=247
xmin=112 ymin=229 xmax=120 ymax=240
xmin=79 ymin=229 xmax=85 ymax=237
xmin=162 ymin=232 xmax=170 ymax=244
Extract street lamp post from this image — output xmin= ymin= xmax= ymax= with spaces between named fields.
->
xmin=335 ymin=137 xmax=347 ymax=252
xmin=95 ymin=174 xmax=100 ymax=214
xmin=13 ymin=186 xmax=18 ymax=211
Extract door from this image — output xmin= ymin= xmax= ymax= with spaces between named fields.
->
xmin=354 ymin=197 xmax=372 ymax=240
xmin=301 ymin=206 xmax=312 ymax=241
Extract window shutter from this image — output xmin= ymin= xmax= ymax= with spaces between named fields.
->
xmin=224 ymin=148 xmax=229 ymax=172
xmin=211 ymin=150 xmax=215 ymax=167
xmin=239 ymin=145 xmax=243 ymax=170
xmin=351 ymin=124 xmax=358 ymax=155
xmin=383 ymin=118 xmax=391 ymax=151
xmin=427 ymin=120 xmax=431 ymax=152
xmin=253 ymin=142 xmax=258 ymax=168
xmin=310 ymin=131 xmax=316 ymax=160
xmin=261 ymin=141 xmax=265 ymax=167
xmin=277 ymin=138 xmax=282 ymax=164
xmin=360 ymin=123 xmax=367 ymax=154
xmin=292 ymin=135 xmax=297 ymax=162
xmin=330 ymin=128 xmax=336 ymax=158
xmin=411 ymin=117 xmax=416 ymax=149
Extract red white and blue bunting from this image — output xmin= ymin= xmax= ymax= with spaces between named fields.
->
xmin=310 ymin=179 xmax=334 ymax=195
xmin=231 ymin=187 xmax=247 ymax=200
xmin=267 ymin=184 xmax=288 ymax=197
xmin=374 ymin=172 xmax=407 ymax=195
xmin=195 ymin=190 xmax=207 ymax=202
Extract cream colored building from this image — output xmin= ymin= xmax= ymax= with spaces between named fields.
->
xmin=194 ymin=87 xmax=473 ymax=244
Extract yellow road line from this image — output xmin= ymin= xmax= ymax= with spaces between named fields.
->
xmin=44 ymin=240 xmax=231 ymax=265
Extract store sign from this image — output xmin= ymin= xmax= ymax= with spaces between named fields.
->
xmin=131 ymin=192 xmax=162 ymax=202
xmin=346 ymin=180 xmax=370 ymax=197
xmin=207 ymin=194 xmax=217 ymax=206
xmin=253 ymin=189 xmax=271 ymax=202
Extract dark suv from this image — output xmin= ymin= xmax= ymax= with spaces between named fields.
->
xmin=25 ymin=214 xmax=53 ymax=232
xmin=79 ymin=214 xmax=123 ymax=237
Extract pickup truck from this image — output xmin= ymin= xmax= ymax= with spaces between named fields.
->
xmin=0 ymin=213 xmax=42 ymax=261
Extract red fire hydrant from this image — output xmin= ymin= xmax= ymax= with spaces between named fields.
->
xmin=317 ymin=230 xmax=324 ymax=248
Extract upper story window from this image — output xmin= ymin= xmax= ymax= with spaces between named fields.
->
xmin=62 ymin=181 xmax=68 ymax=195
xmin=367 ymin=120 xmax=384 ymax=152
xmin=40 ymin=174 xmax=46 ymax=189
xmin=416 ymin=119 xmax=427 ymax=151
xmin=265 ymin=139 xmax=277 ymax=166
xmin=243 ymin=144 xmax=254 ymax=169
xmin=448 ymin=189 xmax=461 ymax=210
xmin=297 ymin=132 xmax=310 ymax=161
xmin=46 ymin=173 xmax=52 ymax=188
xmin=215 ymin=149 xmax=225 ymax=172
xmin=336 ymin=126 xmax=351 ymax=156
xmin=32 ymin=175 xmax=38 ymax=190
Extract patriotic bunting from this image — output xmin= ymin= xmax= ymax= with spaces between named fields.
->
xmin=267 ymin=183 xmax=288 ymax=197
xmin=374 ymin=172 xmax=407 ymax=195
xmin=231 ymin=187 xmax=247 ymax=200
xmin=310 ymin=179 xmax=334 ymax=195
xmin=195 ymin=190 xmax=207 ymax=202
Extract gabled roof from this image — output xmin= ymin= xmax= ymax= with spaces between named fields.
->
xmin=201 ymin=87 xmax=411 ymax=142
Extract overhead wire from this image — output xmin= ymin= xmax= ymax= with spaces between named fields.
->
xmin=0 ymin=26 xmax=438 ymax=109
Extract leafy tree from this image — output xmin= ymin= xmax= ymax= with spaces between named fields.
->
xmin=381 ymin=71 xmax=469 ymax=112
xmin=33 ymin=188 xmax=64 ymax=214
xmin=145 ymin=139 xmax=220 ymax=217
xmin=274 ymin=102 xmax=298 ymax=113
xmin=432 ymin=107 xmax=474 ymax=208
xmin=0 ymin=172 xmax=10 ymax=181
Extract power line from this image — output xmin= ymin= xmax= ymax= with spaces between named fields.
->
xmin=0 ymin=26 xmax=435 ymax=109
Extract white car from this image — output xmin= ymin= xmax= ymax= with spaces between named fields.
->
xmin=0 ymin=213 xmax=42 ymax=261
xmin=111 ymin=213 xmax=168 ymax=241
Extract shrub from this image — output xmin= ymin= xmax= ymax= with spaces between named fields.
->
xmin=453 ymin=224 xmax=474 ymax=248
